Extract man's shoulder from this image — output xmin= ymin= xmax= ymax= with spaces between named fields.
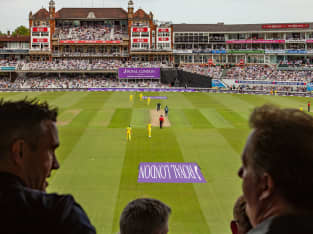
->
xmin=1 ymin=184 xmax=76 ymax=218
xmin=0 ymin=182 xmax=96 ymax=233
xmin=248 ymin=215 xmax=313 ymax=234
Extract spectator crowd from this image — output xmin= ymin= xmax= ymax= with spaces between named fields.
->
xmin=17 ymin=60 xmax=173 ymax=71
xmin=0 ymin=75 xmax=167 ymax=89
xmin=54 ymin=24 xmax=128 ymax=41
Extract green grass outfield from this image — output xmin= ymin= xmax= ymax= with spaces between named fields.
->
xmin=0 ymin=91 xmax=311 ymax=234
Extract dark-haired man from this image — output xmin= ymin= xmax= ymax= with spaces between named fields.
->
xmin=0 ymin=99 xmax=95 ymax=234
xmin=120 ymin=198 xmax=171 ymax=234
xmin=238 ymin=104 xmax=313 ymax=234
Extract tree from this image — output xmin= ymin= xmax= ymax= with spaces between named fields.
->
xmin=0 ymin=31 xmax=6 ymax=36
xmin=12 ymin=26 xmax=29 ymax=36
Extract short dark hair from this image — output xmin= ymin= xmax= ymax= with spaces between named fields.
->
xmin=233 ymin=196 xmax=252 ymax=233
xmin=0 ymin=98 xmax=58 ymax=158
xmin=120 ymin=198 xmax=171 ymax=234
xmin=249 ymin=104 xmax=313 ymax=210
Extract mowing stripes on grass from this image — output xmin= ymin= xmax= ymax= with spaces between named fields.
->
xmin=131 ymin=108 xmax=150 ymax=128
xmin=108 ymin=108 xmax=132 ymax=128
xmin=215 ymin=108 xmax=248 ymax=129
xmin=184 ymin=109 xmax=214 ymax=128
xmin=111 ymin=128 xmax=211 ymax=234
xmin=88 ymin=109 xmax=115 ymax=127
xmin=209 ymin=93 xmax=253 ymax=120
xmin=200 ymin=108 xmax=233 ymax=129
xmin=48 ymin=128 xmax=127 ymax=234
xmin=0 ymin=92 xmax=45 ymax=101
xmin=168 ymin=109 xmax=191 ymax=128
xmin=49 ymin=92 xmax=89 ymax=109
xmin=104 ymin=92 xmax=132 ymax=108
xmin=56 ymin=93 xmax=112 ymax=164
xmin=184 ymin=92 xmax=216 ymax=108
xmin=175 ymin=128 xmax=242 ymax=234
xmin=217 ymin=128 xmax=251 ymax=155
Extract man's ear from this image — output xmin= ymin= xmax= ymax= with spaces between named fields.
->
xmin=11 ymin=139 xmax=25 ymax=165
xmin=259 ymin=172 xmax=274 ymax=201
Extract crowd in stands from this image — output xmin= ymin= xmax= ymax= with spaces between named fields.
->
xmin=0 ymin=59 xmax=17 ymax=67
xmin=224 ymin=65 xmax=313 ymax=82
xmin=21 ymin=60 xmax=121 ymax=71
xmin=180 ymin=64 xmax=223 ymax=78
xmin=279 ymin=59 xmax=313 ymax=67
xmin=0 ymin=76 xmax=168 ymax=89
xmin=240 ymin=85 xmax=307 ymax=93
xmin=55 ymin=24 xmax=128 ymax=41
xmin=19 ymin=60 xmax=173 ymax=71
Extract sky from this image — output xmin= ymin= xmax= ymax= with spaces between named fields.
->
xmin=1 ymin=0 xmax=313 ymax=32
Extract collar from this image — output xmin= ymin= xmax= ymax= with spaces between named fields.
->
xmin=0 ymin=172 xmax=27 ymax=188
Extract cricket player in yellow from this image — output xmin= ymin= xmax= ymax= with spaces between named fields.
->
xmin=147 ymin=97 xmax=151 ymax=106
xmin=129 ymin=94 xmax=133 ymax=102
xmin=139 ymin=93 xmax=143 ymax=101
xmin=126 ymin=125 xmax=132 ymax=141
xmin=147 ymin=123 xmax=152 ymax=138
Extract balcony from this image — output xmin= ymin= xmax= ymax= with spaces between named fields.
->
xmin=52 ymin=52 xmax=129 ymax=57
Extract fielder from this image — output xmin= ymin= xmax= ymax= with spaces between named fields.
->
xmin=139 ymin=93 xmax=143 ymax=101
xmin=147 ymin=123 xmax=152 ymax=138
xmin=147 ymin=97 xmax=151 ymax=106
xmin=126 ymin=125 xmax=132 ymax=141
xmin=129 ymin=95 xmax=133 ymax=102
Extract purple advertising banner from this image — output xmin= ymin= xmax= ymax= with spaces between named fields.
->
xmin=118 ymin=68 xmax=161 ymax=79
xmin=88 ymin=88 xmax=195 ymax=92
xmin=143 ymin=96 xmax=168 ymax=99
xmin=138 ymin=163 xmax=207 ymax=183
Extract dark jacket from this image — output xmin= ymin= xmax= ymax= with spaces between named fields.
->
xmin=248 ymin=215 xmax=313 ymax=234
xmin=0 ymin=172 xmax=96 ymax=234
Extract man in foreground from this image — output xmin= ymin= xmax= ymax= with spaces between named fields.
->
xmin=0 ymin=99 xmax=96 ymax=234
xmin=119 ymin=198 xmax=171 ymax=234
xmin=238 ymin=104 xmax=313 ymax=233
xmin=231 ymin=195 xmax=252 ymax=234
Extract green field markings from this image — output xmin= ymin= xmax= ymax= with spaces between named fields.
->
xmin=200 ymin=108 xmax=234 ymax=128
xmin=31 ymin=92 xmax=67 ymax=103
xmin=48 ymin=91 xmax=90 ymax=109
xmin=104 ymin=92 xmax=132 ymax=108
xmin=217 ymin=128 xmax=251 ymax=155
xmin=175 ymin=128 xmax=242 ymax=234
xmin=56 ymin=93 xmax=112 ymax=164
xmin=0 ymin=91 xmax=46 ymax=101
xmin=216 ymin=108 xmax=248 ymax=129
xmin=132 ymin=92 xmax=193 ymax=109
xmin=208 ymin=93 xmax=255 ymax=120
xmin=131 ymin=108 xmax=150 ymax=128
xmin=168 ymin=109 xmax=192 ymax=128
xmin=236 ymin=94 xmax=275 ymax=108
xmin=57 ymin=109 xmax=82 ymax=126
xmin=0 ymin=92 xmax=35 ymax=100
xmin=163 ymin=93 xmax=194 ymax=109
xmin=0 ymin=92 xmax=21 ymax=99
xmin=48 ymin=128 xmax=127 ymax=234
xmin=108 ymin=108 xmax=132 ymax=128
xmin=184 ymin=92 xmax=218 ymax=108
xmin=184 ymin=109 xmax=214 ymax=128
xmin=111 ymin=128 xmax=211 ymax=234
xmin=88 ymin=109 xmax=115 ymax=127
xmin=261 ymin=94 xmax=310 ymax=109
